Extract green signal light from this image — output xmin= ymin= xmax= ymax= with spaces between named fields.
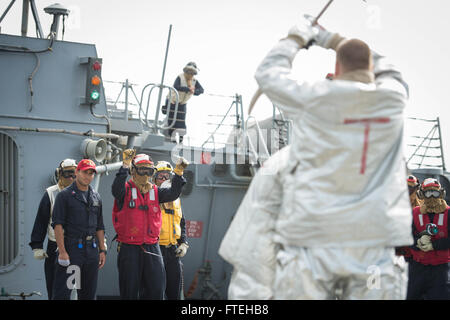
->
xmin=91 ymin=90 xmax=100 ymax=100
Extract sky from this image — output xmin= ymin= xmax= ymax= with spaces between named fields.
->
xmin=2 ymin=0 xmax=450 ymax=169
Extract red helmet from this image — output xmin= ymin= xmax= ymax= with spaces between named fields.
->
xmin=418 ymin=178 xmax=446 ymax=199
xmin=133 ymin=154 xmax=153 ymax=166
xmin=407 ymin=175 xmax=419 ymax=187
xmin=421 ymin=178 xmax=441 ymax=190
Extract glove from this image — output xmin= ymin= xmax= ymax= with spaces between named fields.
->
xmin=314 ymin=23 xmax=346 ymax=50
xmin=418 ymin=235 xmax=431 ymax=246
xmin=33 ymin=248 xmax=48 ymax=260
xmin=417 ymin=241 xmax=433 ymax=252
xmin=163 ymin=201 xmax=174 ymax=210
xmin=175 ymin=243 xmax=189 ymax=258
xmin=122 ymin=149 xmax=136 ymax=167
xmin=287 ymin=14 xmax=319 ymax=48
xmin=173 ymin=157 xmax=189 ymax=176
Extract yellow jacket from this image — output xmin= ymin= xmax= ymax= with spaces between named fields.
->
xmin=159 ymin=198 xmax=183 ymax=246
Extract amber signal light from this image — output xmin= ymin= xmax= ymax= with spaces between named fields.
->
xmin=91 ymin=76 xmax=101 ymax=86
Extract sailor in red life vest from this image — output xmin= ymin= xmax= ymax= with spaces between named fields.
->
xmin=111 ymin=149 xmax=188 ymax=299
xmin=396 ymin=175 xmax=422 ymax=261
xmin=407 ymin=178 xmax=450 ymax=300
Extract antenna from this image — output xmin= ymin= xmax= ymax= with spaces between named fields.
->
xmin=153 ymin=24 xmax=173 ymax=134
xmin=44 ymin=3 xmax=70 ymax=40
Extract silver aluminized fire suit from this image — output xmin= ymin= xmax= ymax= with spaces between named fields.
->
xmin=219 ymin=146 xmax=290 ymax=299
xmin=220 ymin=36 xmax=413 ymax=299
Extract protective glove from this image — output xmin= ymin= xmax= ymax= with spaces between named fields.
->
xmin=163 ymin=201 xmax=174 ymax=210
xmin=33 ymin=248 xmax=48 ymax=260
xmin=418 ymin=235 xmax=431 ymax=246
xmin=417 ymin=241 xmax=433 ymax=252
xmin=173 ymin=157 xmax=189 ymax=176
xmin=287 ymin=14 xmax=319 ymax=48
xmin=122 ymin=149 xmax=136 ymax=167
xmin=175 ymin=243 xmax=189 ymax=258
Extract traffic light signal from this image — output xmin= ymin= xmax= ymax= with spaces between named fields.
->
xmin=85 ymin=57 xmax=102 ymax=104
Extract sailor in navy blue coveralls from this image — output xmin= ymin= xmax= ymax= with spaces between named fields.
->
xmin=29 ymin=158 xmax=77 ymax=299
xmin=51 ymin=160 xmax=106 ymax=300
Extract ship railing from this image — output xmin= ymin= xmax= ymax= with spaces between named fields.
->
xmin=201 ymin=94 xmax=244 ymax=151
xmin=138 ymin=82 xmax=180 ymax=133
xmin=201 ymin=98 xmax=293 ymax=178
xmin=272 ymin=104 xmax=292 ymax=147
xmin=104 ymin=79 xmax=182 ymax=135
xmin=104 ymin=79 xmax=291 ymax=176
xmin=105 ymin=79 xmax=140 ymax=120
xmin=406 ymin=117 xmax=446 ymax=171
xmin=240 ymin=104 xmax=291 ymax=170
xmin=244 ymin=115 xmax=271 ymax=168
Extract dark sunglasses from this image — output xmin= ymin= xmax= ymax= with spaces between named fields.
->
xmin=61 ymin=170 xmax=76 ymax=179
xmin=134 ymin=166 xmax=155 ymax=176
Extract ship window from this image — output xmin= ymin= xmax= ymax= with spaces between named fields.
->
xmin=0 ymin=133 xmax=19 ymax=267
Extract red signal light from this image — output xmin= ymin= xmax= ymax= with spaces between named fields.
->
xmin=93 ymin=61 xmax=101 ymax=71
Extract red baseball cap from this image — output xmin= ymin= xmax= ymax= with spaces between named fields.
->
xmin=77 ymin=159 xmax=97 ymax=173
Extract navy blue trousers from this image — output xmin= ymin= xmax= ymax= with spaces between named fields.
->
xmin=52 ymin=239 xmax=99 ymax=300
xmin=407 ymin=260 xmax=450 ymax=300
xmin=160 ymin=245 xmax=183 ymax=300
xmin=117 ymin=243 xmax=166 ymax=300
xmin=44 ymin=240 xmax=57 ymax=300
xmin=167 ymin=103 xmax=187 ymax=142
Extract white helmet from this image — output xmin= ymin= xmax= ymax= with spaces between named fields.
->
xmin=153 ymin=161 xmax=173 ymax=184
xmin=155 ymin=161 xmax=173 ymax=173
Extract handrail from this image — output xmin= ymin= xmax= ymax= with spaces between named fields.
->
xmin=229 ymin=114 xmax=272 ymax=182
xmin=272 ymin=104 xmax=291 ymax=145
xmin=138 ymin=83 xmax=179 ymax=133
xmin=201 ymin=96 xmax=240 ymax=150
xmin=245 ymin=115 xmax=271 ymax=164
xmin=158 ymin=87 xmax=180 ymax=130
xmin=406 ymin=117 xmax=446 ymax=171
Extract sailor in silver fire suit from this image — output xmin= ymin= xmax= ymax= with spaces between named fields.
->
xmin=220 ymin=15 xmax=412 ymax=299
xmin=219 ymin=146 xmax=290 ymax=299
